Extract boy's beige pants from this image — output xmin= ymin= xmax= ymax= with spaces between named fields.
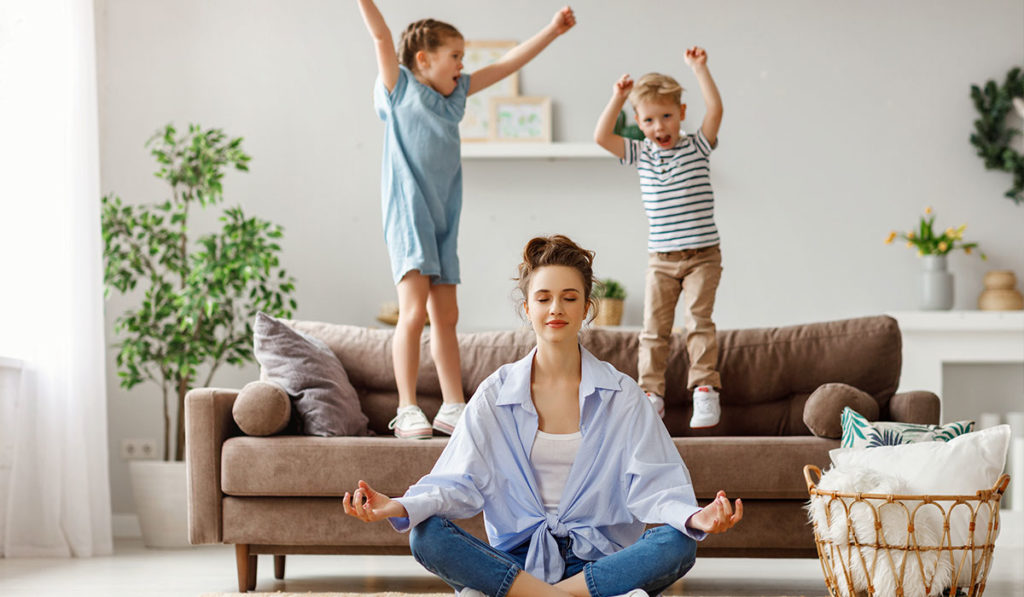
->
xmin=638 ymin=245 xmax=723 ymax=397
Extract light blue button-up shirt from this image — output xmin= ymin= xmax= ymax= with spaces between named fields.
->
xmin=390 ymin=345 xmax=705 ymax=583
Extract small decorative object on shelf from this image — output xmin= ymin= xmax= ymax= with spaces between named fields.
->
xmin=884 ymin=207 xmax=986 ymax=311
xmin=592 ymin=278 xmax=627 ymax=326
xmin=969 ymin=66 xmax=1024 ymax=205
xmin=978 ymin=270 xmax=1024 ymax=311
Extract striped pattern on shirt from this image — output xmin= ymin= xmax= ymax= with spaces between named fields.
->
xmin=621 ymin=130 xmax=718 ymax=252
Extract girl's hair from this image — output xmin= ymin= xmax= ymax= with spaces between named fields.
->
xmin=515 ymin=235 xmax=597 ymax=318
xmin=396 ymin=19 xmax=463 ymax=71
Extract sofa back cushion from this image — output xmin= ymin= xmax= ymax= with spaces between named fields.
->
xmin=281 ymin=315 xmax=900 ymax=437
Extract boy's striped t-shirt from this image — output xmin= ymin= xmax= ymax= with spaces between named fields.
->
xmin=620 ymin=130 xmax=718 ymax=253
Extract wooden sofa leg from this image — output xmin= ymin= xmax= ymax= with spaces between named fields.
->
xmin=274 ymin=555 xmax=286 ymax=579
xmin=235 ymin=544 xmax=257 ymax=592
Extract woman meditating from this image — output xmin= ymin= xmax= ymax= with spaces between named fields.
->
xmin=342 ymin=235 xmax=742 ymax=597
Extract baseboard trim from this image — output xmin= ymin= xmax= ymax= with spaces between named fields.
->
xmin=112 ymin=514 xmax=141 ymax=538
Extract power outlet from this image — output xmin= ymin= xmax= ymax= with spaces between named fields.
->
xmin=121 ymin=438 xmax=158 ymax=460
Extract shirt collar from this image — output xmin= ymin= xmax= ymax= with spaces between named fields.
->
xmin=495 ymin=344 xmax=622 ymax=409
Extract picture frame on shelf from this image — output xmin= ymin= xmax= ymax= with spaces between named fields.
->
xmin=489 ymin=96 xmax=552 ymax=143
xmin=460 ymin=40 xmax=518 ymax=142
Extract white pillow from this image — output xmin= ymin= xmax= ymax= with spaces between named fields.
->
xmin=829 ymin=424 xmax=1010 ymax=587
xmin=829 ymin=424 xmax=1010 ymax=495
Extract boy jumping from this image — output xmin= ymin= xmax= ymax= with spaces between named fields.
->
xmin=593 ymin=46 xmax=724 ymax=428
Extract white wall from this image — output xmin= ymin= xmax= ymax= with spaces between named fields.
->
xmin=96 ymin=1 xmax=1024 ymax=515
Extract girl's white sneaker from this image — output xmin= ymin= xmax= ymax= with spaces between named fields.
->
xmin=611 ymin=590 xmax=649 ymax=597
xmin=432 ymin=402 xmax=466 ymax=435
xmin=388 ymin=405 xmax=432 ymax=439
xmin=456 ymin=589 xmax=486 ymax=596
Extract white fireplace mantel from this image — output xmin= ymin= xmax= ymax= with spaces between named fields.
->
xmin=887 ymin=311 xmax=1024 ymax=417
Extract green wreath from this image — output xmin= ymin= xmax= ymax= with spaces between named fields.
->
xmin=969 ymin=66 xmax=1024 ymax=205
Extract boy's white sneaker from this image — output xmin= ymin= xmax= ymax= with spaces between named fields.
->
xmin=388 ymin=405 xmax=432 ymax=439
xmin=432 ymin=402 xmax=466 ymax=435
xmin=455 ymin=589 xmax=486 ymax=597
xmin=690 ymin=386 xmax=721 ymax=429
xmin=645 ymin=392 xmax=665 ymax=419
xmin=611 ymin=590 xmax=649 ymax=597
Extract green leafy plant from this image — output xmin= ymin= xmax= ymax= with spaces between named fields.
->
xmin=101 ymin=124 xmax=297 ymax=461
xmin=594 ymin=278 xmax=628 ymax=301
xmin=969 ymin=66 xmax=1024 ymax=205
xmin=614 ymin=110 xmax=645 ymax=141
xmin=884 ymin=207 xmax=985 ymax=259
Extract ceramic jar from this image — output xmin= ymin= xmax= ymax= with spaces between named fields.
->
xmin=978 ymin=270 xmax=1024 ymax=310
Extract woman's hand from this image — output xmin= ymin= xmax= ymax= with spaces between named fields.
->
xmin=686 ymin=490 xmax=742 ymax=534
xmin=549 ymin=6 xmax=576 ymax=36
xmin=342 ymin=480 xmax=407 ymax=523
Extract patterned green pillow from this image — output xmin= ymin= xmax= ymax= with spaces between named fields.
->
xmin=840 ymin=407 xmax=974 ymax=449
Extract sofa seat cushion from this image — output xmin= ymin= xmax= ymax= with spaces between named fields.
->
xmin=678 ymin=436 xmax=837 ymax=499
xmin=221 ymin=435 xmax=837 ymax=501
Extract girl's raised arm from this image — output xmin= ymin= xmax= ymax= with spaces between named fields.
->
xmin=467 ymin=6 xmax=576 ymax=96
xmin=357 ymin=0 xmax=400 ymax=93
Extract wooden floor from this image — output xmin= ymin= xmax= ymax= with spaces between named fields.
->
xmin=0 ymin=513 xmax=1021 ymax=597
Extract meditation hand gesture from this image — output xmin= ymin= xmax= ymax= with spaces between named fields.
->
xmin=684 ymin=46 xmax=708 ymax=69
xmin=549 ymin=6 xmax=577 ymax=36
xmin=342 ymin=480 xmax=407 ymax=523
xmin=687 ymin=490 xmax=742 ymax=534
xmin=613 ymin=74 xmax=634 ymax=99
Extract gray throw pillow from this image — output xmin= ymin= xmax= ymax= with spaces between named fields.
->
xmin=253 ymin=312 xmax=369 ymax=436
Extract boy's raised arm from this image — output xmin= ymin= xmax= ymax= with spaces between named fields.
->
xmin=593 ymin=74 xmax=632 ymax=160
xmin=467 ymin=6 xmax=576 ymax=96
xmin=684 ymin=46 xmax=723 ymax=146
xmin=358 ymin=0 xmax=400 ymax=93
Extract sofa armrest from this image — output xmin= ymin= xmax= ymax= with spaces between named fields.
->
xmin=888 ymin=391 xmax=940 ymax=425
xmin=185 ymin=387 xmax=242 ymax=544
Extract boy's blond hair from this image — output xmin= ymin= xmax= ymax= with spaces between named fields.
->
xmin=629 ymin=73 xmax=684 ymax=107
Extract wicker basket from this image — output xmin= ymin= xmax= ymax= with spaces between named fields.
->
xmin=804 ymin=465 xmax=1010 ymax=597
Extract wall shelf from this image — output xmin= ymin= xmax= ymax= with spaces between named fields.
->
xmin=462 ymin=142 xmax=608 ymax=159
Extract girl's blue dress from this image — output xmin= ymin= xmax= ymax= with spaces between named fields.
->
xmin=375 ymin=65 xmax=471 ymax=285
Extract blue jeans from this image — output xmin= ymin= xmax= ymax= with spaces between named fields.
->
xmin=409 ymin=516 xmax=696 ymax=597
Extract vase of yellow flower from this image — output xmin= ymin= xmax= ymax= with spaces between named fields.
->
xmin=885 ymin=207 xmax=986 ymax=311
xmin=921 ymin=254 xmax=954 ymax=310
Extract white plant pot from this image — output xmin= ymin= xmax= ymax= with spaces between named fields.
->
xmin=129 ymin=460 xmax=189 ymax=548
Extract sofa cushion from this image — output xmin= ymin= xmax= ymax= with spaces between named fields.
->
xmin=221 ymin=435 xmax=837 ymax=501
xmin=840 ymin=406 xmax=974 ymax=448
xmin=803 ymin=383 xmax=879 ymax=439
xmin=253 ymin=312 xmax=369 ymax=437
xmin=282 ymin=316 xmax=901 ymax=437
xmin=232 ymin=381 xmax=292 ymax=436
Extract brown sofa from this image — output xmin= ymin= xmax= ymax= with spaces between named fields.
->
xmin=185 ymin=315 xmax=939 ymax=592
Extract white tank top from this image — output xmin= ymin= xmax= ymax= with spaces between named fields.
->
xmin=530 ymin=429 xmax=582 ymax=514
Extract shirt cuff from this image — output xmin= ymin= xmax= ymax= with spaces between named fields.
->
xmin=390 ymin=495 xmax=435 ymax=533
xmin=663 ymin=501 xmax=707 ymax=542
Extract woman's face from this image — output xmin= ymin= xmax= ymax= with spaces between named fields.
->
xmin=525 ymin=265 xmax=588 ymax=345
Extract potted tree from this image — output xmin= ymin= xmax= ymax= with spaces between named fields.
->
xmin=101 ymin=124 xmax=297 ymax=546
xmin=592 ymin=278 xmax=627 ymax=327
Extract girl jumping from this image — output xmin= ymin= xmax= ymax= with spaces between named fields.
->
xmin=357 ymin=0 xmax=577 ymax=439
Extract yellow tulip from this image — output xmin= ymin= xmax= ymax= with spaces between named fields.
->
xmin=965 ymin=247 xmax=973 ymax=255
xmin=906 ymin=241 xmax=914 ymax=248
xmin=938 ymin=241 xmax=948 ymax=252
xmin=917 ymin=249 xmax=924 ymax=256
xmin=885 ymin=231 xmax=897 ymax=244
xmin=907 ymin=232 xmax=915 ymax=240
xmin=945 ymin=227 xmax=955 ymax=237
xmin=925 ymin=206 xmax=933 ymax=215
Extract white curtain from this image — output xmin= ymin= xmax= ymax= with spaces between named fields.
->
xmin=0 ymin=0 xmax=113 ymax=557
